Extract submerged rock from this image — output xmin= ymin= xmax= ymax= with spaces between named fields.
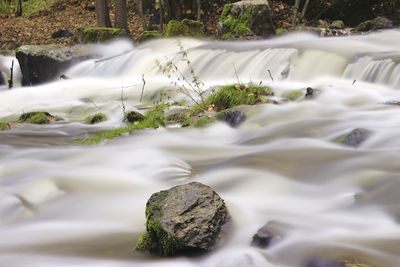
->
xmin=251 ymin=222 xmax=283 ymax=249
xmin=18 ymin=111 xmax=61 ymax=124
xmin=136 ymin=182 xmax=229 ymax=256
xmin=307 ymin=258 xmax=376 ymax=267
xmin=336 ymin=128 xmax=372 ymax=148
xmin=219 ymin=0 xmax=275 ymax=40
xmin=16 ymin=45 xmax=93 ymax=86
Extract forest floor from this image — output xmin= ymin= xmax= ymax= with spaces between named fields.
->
xmin=0 ymin=0 xmax=293 ymax=50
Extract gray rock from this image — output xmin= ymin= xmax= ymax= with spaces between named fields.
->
xmin=51 ymin=29 xmax=73 ymax=39
xmin=136 ymin=182 xmax=229 ymax=256
xmin=307 ymin=259 xmax=343 ymax=267
xmin=16 ymin=45 xmax=95 ymax=86
xmin=336 ymin=128 xmax=372 ymax=148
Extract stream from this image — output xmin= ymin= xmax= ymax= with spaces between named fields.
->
xmin=1 ymin=30 xmax=400 ymax=267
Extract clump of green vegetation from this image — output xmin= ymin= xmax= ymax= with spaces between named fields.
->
xmin=283 ymin=90 xmax=303 ymax=101
xmin=164 ymin=19 xmax=205 ymax=38
xmin=193 ymin=116 xmax=216 ymax=128
xmin=75 ymin=27 xmax=128 ymax=43
xmin=196 ymin=84 xmax=274 ymax=112
xmin=0 ymin=0 xmax=57 ymax=16
xmin=0 ymin=121 xmax=11 ymax=131
xmin=84 ymin=113 xmax=107 ymax=124
xmin=18 ymin=111 xmax=59 ymax=124
xmin=82 ymin=104 xmax=167 ymax=145
xmin=138 ymin=31 xmax=162 ymax=42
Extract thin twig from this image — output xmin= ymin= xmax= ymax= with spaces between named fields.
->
xmin=267 ymin=69 xmax=274 ymax=82
xmin=140 ymin=74 xmax=146 ymax=102
xmin=121 ymin=88 xmax=126 ymax=115
xmin=232 ymin=63 xmax=241 ymax=85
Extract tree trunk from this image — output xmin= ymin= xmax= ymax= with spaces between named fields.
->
xmin=95 ymin=0 xmax=112 ymax=27
xmin=292 ymin=0 xmax=302 ymax=27
xmin=115 ymin=0 xmax=128 ymax=30
xmin=16 ymin=0 xmax=22 ymax=17
xmin=301 ymin=0 xmax=310 ymax=17
xmin=196 ymin=0 xmax=201 ymax=21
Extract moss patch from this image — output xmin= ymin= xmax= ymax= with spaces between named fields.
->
xmin=84 ymin=113 xmax=107 ymax=124
xmin=81 ymin=104 xmax=167 ymax=145
xmin=164 ymin=19 xmax=204 ymax=38
xmin=75 ymin=27 xmax=128 ymax=43
xmin=18 ymin=111 xmax=59 ymax=124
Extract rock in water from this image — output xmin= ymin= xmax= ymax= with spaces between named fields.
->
xmin=136 ymin=182 xmax=229 ymax=256
xmin=16 ymin=45 xmax=94 ymax=86
xmin=335 ymin=128 xmax=372 ymax=148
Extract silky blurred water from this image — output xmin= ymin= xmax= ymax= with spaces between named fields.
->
xmin=1 ymin=31 xmax=400 ymax=267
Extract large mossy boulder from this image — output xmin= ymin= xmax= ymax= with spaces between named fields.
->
xmin=75 ymin=27 xmax=128 ymax=44
xmin=219 ymin=0 xmax=275 ymax=40
xmin=136 ymin=182 xmax=229 ymax=256
xmin=16 ymin=45 xmax=93 ymax=86
xmin=164 ymin=19 xmax=205 ymax=38
xmin=138 ymin=31 xmax=162 ymax=42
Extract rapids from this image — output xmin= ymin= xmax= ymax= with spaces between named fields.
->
xmin=1 ymin=30 xmax=400 ymax=267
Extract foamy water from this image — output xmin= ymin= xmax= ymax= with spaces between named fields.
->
xmin=1 ymin=31 xmax=400 ymax=267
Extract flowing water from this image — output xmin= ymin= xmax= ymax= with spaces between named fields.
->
xmin=1 ymin=30 xmax=400 ymax=267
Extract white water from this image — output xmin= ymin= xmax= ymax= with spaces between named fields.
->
xmin=1 ymin=31 xmax=400 ymax=267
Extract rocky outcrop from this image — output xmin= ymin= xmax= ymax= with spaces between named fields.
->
xmin=164 ymin=19 xmax=205 ymax=38
xmin=219 ymin=0 xmax=275 ymax=40
xmin=16 ymin=45 xmax=94 ymax=86
xmin=75 ymin=27 xmax=128 ymax=43
xmin=354 ymin=17 xmax=394 ymax=32
xmin=136 ymin=182 xmax=229 ymax=256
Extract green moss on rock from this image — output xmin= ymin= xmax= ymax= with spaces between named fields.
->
xmin=75 ymin=27 xmax=128 ymax=44
xmin=84 ymin=113 xmax=107 ymax=124
xmin=164 ymin=19 xmax=205 ymax=38
xmin=200 ymin=84 xmax=274 ymax=112
xmin=219 ymin=0 xmax=275 ymax=39
xmin=138 ymin=31 xmax=162 ymax=42
xmin=0 ymin=121 xmax=11 ymax=131
xmin=18 ymin=111 xmax=58 ymax=124
xmin=136 ymin=182 xmax=228 ymax=256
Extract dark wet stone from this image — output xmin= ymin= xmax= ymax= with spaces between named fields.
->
xmin=251 ymin=223 xmax=281 ymax=248
xmin=51 ymin=29 xmax=74 ymax=39
xmin=124 ymin=111 xmax=145 ymax=123
xmin=217 ymin=108 xmax=246 ymax=128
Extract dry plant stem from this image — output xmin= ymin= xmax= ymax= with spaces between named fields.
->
xmin=268 ymin=69 xmax=274 ymax=81
xmin=140 ymin=74 xmax=146 ymax=102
